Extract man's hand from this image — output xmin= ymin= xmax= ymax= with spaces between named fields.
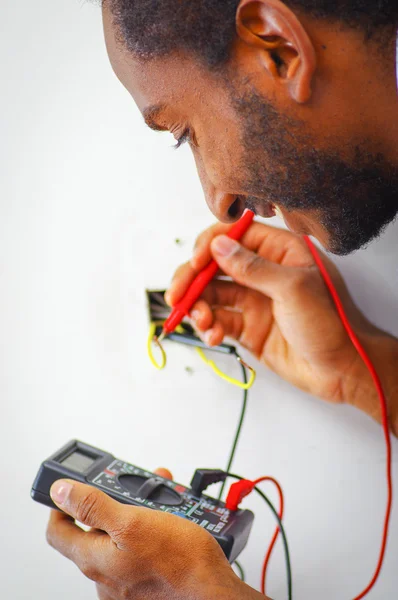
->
xmin=46 ymin=471 xmax=267 ymax=600
xmin=167 ymin=222 xmax=398 ymax=433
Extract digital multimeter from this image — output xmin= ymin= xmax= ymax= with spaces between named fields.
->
xmin=31 ymin=440 xmax=254 ymax=563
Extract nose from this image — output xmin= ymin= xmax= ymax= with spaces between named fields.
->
xmin=192 ymin=150 xmax=245 ymax=222
xmin=206 ymin=188 xmax=246 ymax=223
xmin=215 ymin=192 xmax=245 ymax=223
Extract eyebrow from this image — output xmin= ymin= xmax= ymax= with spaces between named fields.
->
xmin=143 ymin=104 xmax=168 ymax=131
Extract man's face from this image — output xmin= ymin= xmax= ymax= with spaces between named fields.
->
xmin=102 ymin=5 xmax=398 ymax=255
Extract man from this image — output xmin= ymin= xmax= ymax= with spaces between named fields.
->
xmin=45 ymin=1 xmax=398 ymax=598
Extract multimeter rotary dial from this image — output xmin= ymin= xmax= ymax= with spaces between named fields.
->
xmin=118 ymin=474 xmax=183 ymax=506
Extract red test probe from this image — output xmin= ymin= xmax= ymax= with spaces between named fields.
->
xmin=159 ymin=210 xmax=255 ymax=339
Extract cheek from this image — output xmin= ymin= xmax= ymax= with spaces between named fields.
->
xmin=192 ymin=98 xmax=247 ymax=191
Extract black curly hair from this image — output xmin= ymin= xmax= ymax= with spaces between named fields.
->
xmin=105 ymin=0 xmax=398 ymax=66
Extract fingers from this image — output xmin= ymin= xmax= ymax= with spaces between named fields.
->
xmin=153 ymin=468 xmax=173 ymax=480
xmin=188 ymin=280 xmax=273 ymax=352
xmin=50 ymin=480 xmax=127 ymax=533
xmin=47 ymin=483 xmax=127 ymax=581
xmin=190 ymin=299 xmax=214 ymax=331
xmin=189 ymin=282 xmax=246 ymax=345
xmin=210 ymin=236 xmax=287 ymax=301
xmin=46 ymin=510 xmax=107 ymax=574
xmin=192 ymin=221 xmax=311 ymax=270
xmin=167 ymin=222 xmax=311 ymax=308
xmin=166 ymin=262 xmax=224 ymax=308
xmin=199 ymin=319 xmax=226 ymax=347
xmin=165 ymin=261 xmax=195 ymax=306
xmin=195 ymin=306 xmax=272 ymax=356
xmin=192 ymin=222 xmax=232 ymax=270
xmin=209 ymin=310 xmax=242 ymax=346
xmin=199 ymin=280 xmax=248 ymax=311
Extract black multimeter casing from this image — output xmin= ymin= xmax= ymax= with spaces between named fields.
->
xmin=31 ymin=440 xmax=254 ymax=564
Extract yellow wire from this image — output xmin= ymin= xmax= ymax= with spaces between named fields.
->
xmin=147 ymin=322 xmax=167 ymax=370
xmin=195 ymin=347 xmax=256 ymax=390
xmin=147 ymin=321 xmax=256 ymax=389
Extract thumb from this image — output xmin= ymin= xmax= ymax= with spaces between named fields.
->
xmin=211 ymin=235 xmax=285 ymax=299
xmin=50 ymin=479 xmax=122 ymax=531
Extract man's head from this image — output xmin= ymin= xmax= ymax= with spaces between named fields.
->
xmin=101 ymin=0 xmax=398 ymax=254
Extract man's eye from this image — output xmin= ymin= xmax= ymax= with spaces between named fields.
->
xmin=173 ymin=129 xmax=191 ymax=149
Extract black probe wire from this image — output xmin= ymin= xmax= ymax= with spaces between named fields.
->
xmin=227 ymin=472 xmax=293 ymax=600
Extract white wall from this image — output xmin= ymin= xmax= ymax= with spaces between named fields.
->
xmin=1 ymin=1 xmax=397 ymax=599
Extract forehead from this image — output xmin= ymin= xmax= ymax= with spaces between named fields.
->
xmin=102 ymin=2 xmax=223 ymax=117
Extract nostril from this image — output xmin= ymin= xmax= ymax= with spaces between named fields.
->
xmin=228 ymin=197 xmax=244 ymax=219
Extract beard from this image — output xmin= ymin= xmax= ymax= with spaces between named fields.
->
xmin=231 ymin=89 xmax=398 ymax=255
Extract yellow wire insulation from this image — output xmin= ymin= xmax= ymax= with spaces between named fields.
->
xmin=147 ymin=321 xmax=256 ymax=389
xmin=195 ymin=347 xmax=256 ymax=390
xmin=147 ymin=322 xmax=167 ymax=370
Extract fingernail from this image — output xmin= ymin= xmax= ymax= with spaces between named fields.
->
xmin=191 ymin=309 xmax=201 ymax=321
xmin=50 ymin=481 xmax=73 ymax=505
xmin=203 ymin=330 xmax=213 ymax=345
xmin=212 ymin=236 xmax=239 ymax=257
xmin=164 ymin=291 xmax=172 ymax=306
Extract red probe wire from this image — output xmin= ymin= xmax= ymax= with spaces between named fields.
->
xmin=226 ymin=476 xmax=285 ymax=595
xmin=303 ymin=235 xmax=393 ymax=600
xmin=253 ymin=477 xmax=285 ymax=596
xmin=226 ymin=235 xmax=392 ymax=599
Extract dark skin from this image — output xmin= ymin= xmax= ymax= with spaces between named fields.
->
xmin=104 ymin=0 xmax=398 ymax=242
xmin=46 ymin=1 xmax=398 ymax=598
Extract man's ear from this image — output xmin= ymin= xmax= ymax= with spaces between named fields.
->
xmin=236 ymin=0 xmax=316 ymax=103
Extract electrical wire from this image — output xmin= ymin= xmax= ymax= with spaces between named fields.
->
xmin=218 ymin=353 xmax=249 ymax=501
xmin=215 ymin=356 xmax=284 ymax=595
xmin=234 ymin=560 xmax=246 ymax=582
xmin=227 ymin=473 xmax=293 ymax=600
xmin=147 ymin=320 xmax=257 ymax=391
xmin=304 ymin=235 xmax=393 ymax=600
xmin=224 ymin=237 xmax=392 ymax=599
xmin=253 ymin=477 xmax=285 ymax=596
xmin=147 ymin=322 xmax=167 ymax=370
xmin=196 ymin=347 xmax=256 ymax=390
xmin=199 ymin=348 xmax=250 ymax=586
xmin=149 ymin=235 xmax=392 ymax=597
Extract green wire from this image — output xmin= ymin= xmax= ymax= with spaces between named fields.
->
xmin=234 ymin=560 xmax=246 ymax=581
xmin=218 ymin=356 xmax=248 ymax=586
xmin=215 ymin=352 xmax=292 ymax=596
xmin=227 ymin=473 xmax=293 ymax=600
xmin=169 ymin=326 xmax=287 ymax=593
xmin=254 ymin=486 xmax=293 ymax=600
xmin=218 ymin=353 xmax=248 ymax=501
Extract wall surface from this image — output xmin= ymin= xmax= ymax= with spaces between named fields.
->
xmin=1 ymin=2 xmax=397 ymax=599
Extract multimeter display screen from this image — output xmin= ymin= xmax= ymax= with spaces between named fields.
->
xmin=60 ymin=451 xmax=95 ymax=473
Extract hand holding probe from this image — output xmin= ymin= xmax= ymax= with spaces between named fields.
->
xmin=157 ymin=210 xmax=255 ymax=341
